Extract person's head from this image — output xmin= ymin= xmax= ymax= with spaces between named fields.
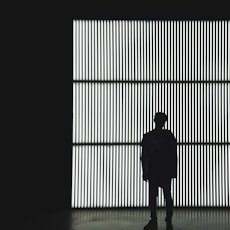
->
xmin=154 ymin=112 xmax=167 ymax=129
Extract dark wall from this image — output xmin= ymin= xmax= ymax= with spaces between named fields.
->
xmin=3 ymin=14 xmax=72 ymax=229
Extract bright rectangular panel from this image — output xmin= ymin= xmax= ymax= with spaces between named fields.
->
xmin=72 ymin=20 xmax=230 ymax=208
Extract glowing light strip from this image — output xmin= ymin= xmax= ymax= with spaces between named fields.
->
xmin=72 ymin=20 xmax=230 ymax=208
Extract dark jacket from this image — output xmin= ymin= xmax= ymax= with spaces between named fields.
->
xmin=140 ymin=129 xmax=177 ymax=182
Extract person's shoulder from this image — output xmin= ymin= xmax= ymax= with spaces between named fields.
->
xmin=164 ymin=129 xmax=175 ymax=137
xmin=164 ymin=129 xmax=173 ymax=134
xmin=144 ymin=130 xmax=154 ymax=136
xmin=142 ymin=130 xmax=154 ymax=140
xmin=164 ymin=129 xmax=177 ymax=141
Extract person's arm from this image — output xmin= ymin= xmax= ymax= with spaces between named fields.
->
xmin=140 ymin=135 xmax=149 ymax=181
xmin=169 ymin=131 xmax=177 ymax=178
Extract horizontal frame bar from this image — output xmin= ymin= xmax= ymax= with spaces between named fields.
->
xmin=73 ymin=80 xmax=230 ymax=84
xmin=73 ymin=142 xmax=230 ymax=146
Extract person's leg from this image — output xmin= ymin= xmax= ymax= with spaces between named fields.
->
xmin=144 ymin=180 xmax=158 ymax=229
xmin=162 ymin=179 xmax=173 ymax=222
xmin=149 ymin=180 xmax=158 ymax=221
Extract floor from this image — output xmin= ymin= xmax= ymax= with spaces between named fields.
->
xmin=22 ymin=208 xmax=229 ymax=230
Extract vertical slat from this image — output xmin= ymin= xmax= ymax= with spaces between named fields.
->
xmin=223 ymin=21 xmax=227 ymax=207
xmin=227 ymin=21 xmax=230 ymax=208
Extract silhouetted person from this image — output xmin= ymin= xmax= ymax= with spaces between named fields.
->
xmin=140 ymin=112 xmax=177 ymax=230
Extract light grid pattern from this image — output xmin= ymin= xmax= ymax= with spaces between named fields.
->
xmin=72 ymin=20 xmax=230 ymax=208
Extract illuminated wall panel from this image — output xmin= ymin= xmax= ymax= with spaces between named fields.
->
xmin=72 ymin=20 xmax=230 ymax=207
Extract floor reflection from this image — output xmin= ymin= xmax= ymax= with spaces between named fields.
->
xmin=71 ymin=208 xmax=230 ymax=230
